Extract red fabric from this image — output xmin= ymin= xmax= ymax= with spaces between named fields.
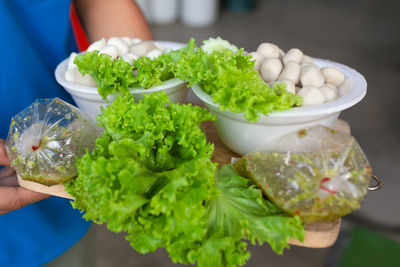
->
xmin=69 ymin=2 xmax=90 ymax=52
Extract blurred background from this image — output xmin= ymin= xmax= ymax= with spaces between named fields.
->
xmin=90 ymin=0 xmax=400 ymax=266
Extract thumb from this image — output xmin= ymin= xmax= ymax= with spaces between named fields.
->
xmin=0 ymin=139 xmax=10 ymax=166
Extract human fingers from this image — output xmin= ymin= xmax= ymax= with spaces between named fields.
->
xmin=0 ymin=187 xmax=49 ymax=215
xmin=0 ymin=166 xmax=18 ymax=186
xmin=0 ymin=139 xmax=10 ymax=166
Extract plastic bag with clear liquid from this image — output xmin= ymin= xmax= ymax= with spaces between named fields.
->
xmin=233 ymin=125 xmax=372 ymax=223
xmin=5 ymin=98 xmax=101 ymax=186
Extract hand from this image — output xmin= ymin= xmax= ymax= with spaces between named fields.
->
xmin=0 ymin=139 xmax=49 ymax=215
xmin=74 ymin=0 xmax=154 ymax=42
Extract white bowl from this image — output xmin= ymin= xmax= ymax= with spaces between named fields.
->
xmin=191 ymin=58 xmax=367 ymax=155
xmin=55 ymin=41 xmax=188 ymax=119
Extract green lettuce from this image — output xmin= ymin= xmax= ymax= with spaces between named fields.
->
xmin=73 ymin=51 xmax=136 ymax=98
xmin=65 ymin=92 xmax=218 ymax=256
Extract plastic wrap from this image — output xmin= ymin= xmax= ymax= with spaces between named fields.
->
xmin=5 ymin=98 xmax=101 ymax=186
xmin=233 ymin=125 xmax=372 ymax=223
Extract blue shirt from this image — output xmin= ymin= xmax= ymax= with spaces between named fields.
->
xmin=0 ymin=1 xmax=90 ymax=266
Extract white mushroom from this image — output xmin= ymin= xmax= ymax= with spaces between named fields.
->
xmin=107 ymin=37 xmax=130 ymax=55
xmin=282 ymin=48 xmax=303 ymax=65
xmin=87 ymin=38 xmax=106 ymax=52
xmin=301 ymin=55 xmax=314 ymax=64
xmin=279 ymin=61 xmax=301 ymax=84
xmin=67 ymin=52 xmax=78 ymax=70
xmin=297 ymin=86 xmax=325 ymax=106
xmin=131 ymin=38 xmax=142 ymax=45
xmin=72 ymin=68 xmax=97 ymax=87
xmin=153 ymin=42 xmax=166 ymax=52
xmin=321 ymin=67 xmax=345 ymax=87
xmin=256 ymin=43 xmax=280 ymax=58
xmin=146 ymin=49 xmax=163 ymax=59
xmin=130 ymin=41 xmax=159 ymax=57
xmin=249 ymin=52 xmax=266 ymax=72
xmin=121 ymin=53 xmax=139 ymax=64
xmin=121 ymin=36 xmax=134 ymax=46
xmin=301 ymin=62 xmax=314 ymax=68
xmin=260 ymin=58 xmax=283 ymax=82
xmin=99 ymin=45 xmax=119 ymax=58
xmin=300 ymin=64 xmax=325 ymax=87
xmin=278 ymin=48 xmax=285 ymax=59
xmin=320 ymin=83 xmax=339 ymax=102
xmin=275 ymin=79 xmax=296 ymax=94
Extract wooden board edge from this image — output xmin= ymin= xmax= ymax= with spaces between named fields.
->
xmin=288 ymin=219 xmax=341 ymax=248
xmin=17 ymin=174 xmax=74 ymax=200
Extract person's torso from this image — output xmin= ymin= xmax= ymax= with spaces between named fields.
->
xmin=0 ymin=1 xmax=90 ymax=266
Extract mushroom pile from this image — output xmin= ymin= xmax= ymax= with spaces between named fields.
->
xmin=249 ymin=43 xmax=349 ymax=106
xmin=64 ymin=37 xmax=167 ymax=86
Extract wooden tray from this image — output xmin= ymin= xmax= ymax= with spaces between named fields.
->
xmin=18 ymin=119 xmax=350 ymax=248
xmin=17 ymin=174 xmax=74 ymax=200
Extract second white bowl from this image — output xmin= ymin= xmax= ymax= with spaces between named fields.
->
xmin=191 ymin=58 xmax=367 ymax=155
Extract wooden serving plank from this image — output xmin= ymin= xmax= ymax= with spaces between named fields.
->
xmin=203 ymin=119 xmax=350 ymax=248
xmin=288 ymin=220 xmax=341 ymax=248
xmin=17 ymin=174 xmax=74 ymax=200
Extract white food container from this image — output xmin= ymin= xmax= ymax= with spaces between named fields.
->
xmin=55 ymin=41 xmax=187 ymax=120
xmin=191 ymin=58 xmax=367 ymax=155
xmin=150 ymin=0 xmax=178 ymax=24
xmin=180 ymin=0 xmax=219 ymax=27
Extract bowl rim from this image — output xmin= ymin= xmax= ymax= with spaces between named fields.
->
xmin=191 ymin=58 xmax=367 ymax=118
xmin=54 ymin=41 xmax=187 ymax=95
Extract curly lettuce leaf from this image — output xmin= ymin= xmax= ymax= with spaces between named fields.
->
xmin=96 ymin=92 xmax=214 ymax=171
xmin=201 ymin=36 xmax=239 ymax=54
xmin=74 ymin=51 xmax=135 ymax=98
xmin=132 ymin=54 xmax=175 ymax=88
xmin=65 ymin=92 xmax=217 ymax=257
xmin=74 ymin=51 xmax=179 ymax=99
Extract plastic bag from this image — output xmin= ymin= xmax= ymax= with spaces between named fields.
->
xmin=233 ymin=125 xmax=372 ymax=223
xmin=5 ymin=98 xmax=101 ymax=186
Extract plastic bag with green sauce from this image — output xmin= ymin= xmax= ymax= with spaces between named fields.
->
xmin=5 ymin=98 xmax=101 ymax=186
xmin=233 ymin=125 xmax=372 ymax=224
